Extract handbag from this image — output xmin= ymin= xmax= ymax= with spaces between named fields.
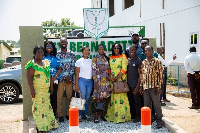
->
xmin=92 ymin=100 xmax=105 ymax=113
xmin=70 ymin=92 xmax=86 ymax=110
xmin=113 ymin=77 xmax=130 ymax=94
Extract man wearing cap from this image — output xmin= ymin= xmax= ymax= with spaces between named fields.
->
xmin=184 ymin=47 xmax=200 ymax=109
xmin=125 ymin=33 xmax=142 ymax=58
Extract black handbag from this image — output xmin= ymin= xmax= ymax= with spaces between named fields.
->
xmin=92 ymin=100 xmax=105 ymax=113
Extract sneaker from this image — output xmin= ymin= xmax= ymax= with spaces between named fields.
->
xmin=59 ymin=116 xmax=64 ymax=122
xmin=83 ymin=115 xmax=93 ymax=121
xmin=66 ymin=115 xmax=69 ymax=120
xmin=79 ymin=116 xmax=84 ymax=122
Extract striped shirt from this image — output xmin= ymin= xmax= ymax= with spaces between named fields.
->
xmin=140 ymin=57 xmax=163 ymax=89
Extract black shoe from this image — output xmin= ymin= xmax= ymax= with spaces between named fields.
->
xmin=59 ymin=116 xmax=64 ymax=122
xmin=100 ymin=116 xmax=107 ymax=121
xmin=83 ymin=115 xmax=93 ymax=121
xmin=161 ymin=102 xmax=166 ymax=106
xmin=66 ymin=115 xmax=69 ymax=120
xmin=156 ymin=119 xmax=163 ymax=129
xmin=133 ymin=118 xmax=141 ymax=123
xmin=94 ymin=119 xmax=99 ymax=123
xmin=79 ymin=116 xmax=84 ymax=122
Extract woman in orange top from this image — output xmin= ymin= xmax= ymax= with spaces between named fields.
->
xmin=105 ymin=43 xmax=131 ymax=123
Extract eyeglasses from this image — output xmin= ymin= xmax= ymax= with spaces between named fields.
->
xmin=113 ymin=48 xmax=120 ymax=50
xmin=46 ymin=45 xmax=53 ymax=48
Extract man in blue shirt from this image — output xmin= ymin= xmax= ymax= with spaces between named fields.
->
xmin=125 ymin=33 xmax=142 ymax=58
xmin=56 ymin=37 xmax=76 ymax=122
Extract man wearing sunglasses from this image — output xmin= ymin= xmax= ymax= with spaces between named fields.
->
xmin=138 ymin=38 xmax=158 ymax=61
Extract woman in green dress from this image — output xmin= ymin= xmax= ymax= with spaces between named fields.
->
xmin=105 ymin=43 xmax=131 ymax=123
xmin=26 ymin=46 xmax=58 ymax=132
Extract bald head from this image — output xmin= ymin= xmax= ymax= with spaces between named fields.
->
xmin=157 ymin=46 xmax=163 ymax=54
xmin=60 ymin=37 xmax=68 ymax=49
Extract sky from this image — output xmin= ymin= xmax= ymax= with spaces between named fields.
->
xmin=0 ymin=0 xmax=91 ymax=41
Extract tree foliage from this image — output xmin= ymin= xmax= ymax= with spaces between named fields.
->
xmin=41 ymin=18 xmax=77 ymax=38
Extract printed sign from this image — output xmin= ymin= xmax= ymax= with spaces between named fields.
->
xmin=48 ymin=37 xmax=132 ymax=60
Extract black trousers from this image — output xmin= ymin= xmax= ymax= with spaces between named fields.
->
xmin=50 ymin=83 xmax=58 ymax=117
xmin=188 ymin=73 xmax=200 ymax=106
xmin=160 ymin=68 xmax=167 ymax=100
xmin=127 ymin=87 xmax=142 ymax=119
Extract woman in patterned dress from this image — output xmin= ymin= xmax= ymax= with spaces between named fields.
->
xmin=105 ymin=43 xmax=131 ymax=123
xmin=26 ymin=46 xmax=58 ymax=132
xmin=92 ymin=44 xmax=110 ymax=123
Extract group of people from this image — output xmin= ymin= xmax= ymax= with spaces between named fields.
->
xmin=26 ymin=33 xmax=178 ymax=132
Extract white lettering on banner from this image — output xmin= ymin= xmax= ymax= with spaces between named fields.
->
xmin=48 ymin=37 xmax=132 ymax=60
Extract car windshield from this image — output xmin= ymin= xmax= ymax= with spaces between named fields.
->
xmin=6 ymin=57 xmax=21 ymax=63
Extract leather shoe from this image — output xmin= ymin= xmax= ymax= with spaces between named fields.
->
xmin=163 ymin=99 xmax=170 ymax=102
xmin=156 ymin=119 xmax=163 ymax=129
xmin=161 ymin=102 xmax=166 ymax=106
xmin=66 ymin=115 xmax=69 ymax=120
xmin=188 ymin=106 xmax=198 ymax=109
xmin=133 ymin=118 xmax=140 ymax=123
xmin=59 ymin=116 xmax=64 ymax=122
xmin=100 ymin=116 xmax=107 ymax=121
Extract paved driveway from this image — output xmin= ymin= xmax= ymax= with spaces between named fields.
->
xmin=0 ymin=95 xmax=26 ymax=133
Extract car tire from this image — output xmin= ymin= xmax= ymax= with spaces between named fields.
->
xmin=0 ymin=83 xmax=20 ymax=104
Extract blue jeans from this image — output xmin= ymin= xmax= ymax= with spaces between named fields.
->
xmin=78 ymin=77 xmax=93 ymax=116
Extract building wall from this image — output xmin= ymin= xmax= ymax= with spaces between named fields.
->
xmin=92 ymin=0 xmax=200 ymax=63
xmin=0 ymin=43 xmax=11 ymax=60
xmin=10 ymin=48 xmax=20 ymax=55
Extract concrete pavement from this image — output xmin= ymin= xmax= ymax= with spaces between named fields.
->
xmin=2 ymin=94 xmax=199 ymax=133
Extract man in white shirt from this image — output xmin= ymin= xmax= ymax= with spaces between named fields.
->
xmin=157 ymin=46 xmax=177 ymax=105
xmin=184 ymin=47 xmax=200 ymax=109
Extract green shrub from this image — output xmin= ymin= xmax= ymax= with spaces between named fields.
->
xmin=167 ymin=73 xmax=178 ymax=85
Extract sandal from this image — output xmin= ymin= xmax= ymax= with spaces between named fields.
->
xmin=94 ymin=119 xmax=99 ymax=123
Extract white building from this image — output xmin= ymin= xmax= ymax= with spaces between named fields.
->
xmin=91 ymin=0 xmax=200 ymax=63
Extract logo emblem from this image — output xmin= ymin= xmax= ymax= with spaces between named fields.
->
xmin=83 ymin=8 xmax=109 ymax=40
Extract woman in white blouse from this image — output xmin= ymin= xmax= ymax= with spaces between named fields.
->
xmin=75 ymin=46 xmax=93 ymax=121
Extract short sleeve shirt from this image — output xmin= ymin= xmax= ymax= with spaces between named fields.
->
xmin=75 ymin=57 xmax=92 ymax=79
xmin=43 ymin=53 xmax=60 ymax=78
xmin=127 ymin=55 xmax=142 ymax=88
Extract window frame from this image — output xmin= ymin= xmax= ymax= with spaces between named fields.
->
xmin=189 ymin=32 xmax=199 ymax=47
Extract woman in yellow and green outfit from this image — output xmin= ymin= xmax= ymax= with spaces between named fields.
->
xmin=26 ymin=46 xmax=58 ymax=132
xmin=105 ymin=43 xmax=131 ymax=123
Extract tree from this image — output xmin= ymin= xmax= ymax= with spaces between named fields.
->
xmin=41 ymin=18 xmax=77 ymax=38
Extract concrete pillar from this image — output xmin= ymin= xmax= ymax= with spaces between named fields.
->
xmin=19 ymin=26 xmax=44 ymax=120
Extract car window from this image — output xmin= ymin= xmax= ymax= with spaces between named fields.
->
xmin=6 ymin=57 xmax=21 ymax=63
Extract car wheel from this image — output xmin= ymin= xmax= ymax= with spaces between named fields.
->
xmin=0 ymin=83 xmax=19 ymax=104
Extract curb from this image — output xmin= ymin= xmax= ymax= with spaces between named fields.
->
xmin=162 ymin=117 xmax=186 ymax=133
xmin=28 ymin=115 xmax=37 ymax=133
xmin=27 ymin=115 xmax=186 ymax=133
